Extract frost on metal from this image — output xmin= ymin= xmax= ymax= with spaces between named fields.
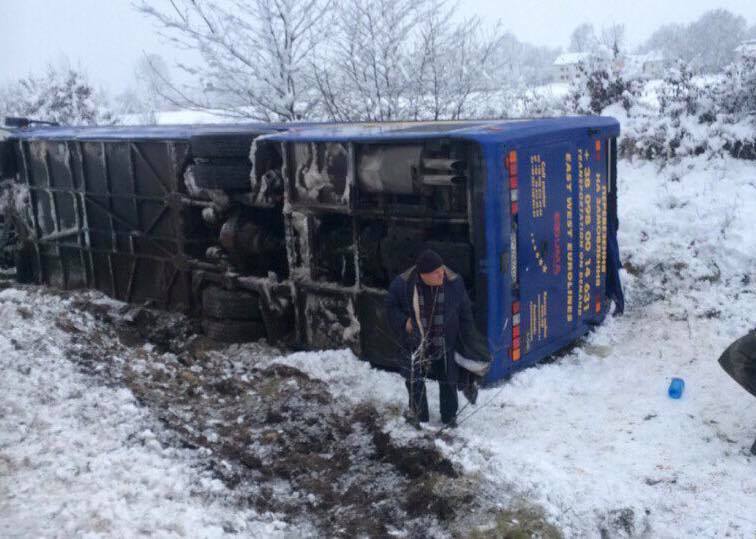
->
xmin=292 ymin=142 xmax=348 ymax=205
xmin=0 ymin=180 xmax=28 ymax=216
xmin=286 ymin=211 xmax=315 ymax=281
xmin=304 ymin=293 xmax=361 ymax=352
xmin=357 ymin=144 xmax=423 ymax=194
xmin=183 ymin=165 xmax=231 ymax=209
xmin=249 ymin=138 xmax=284 ymax=206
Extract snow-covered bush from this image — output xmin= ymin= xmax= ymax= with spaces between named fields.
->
xmin=0 ymin=66 xmax=116 ymax=126
xmin=616 ymin=59 xmax=755 ymax=162
xmin=566 ymin=64 xmax=640 ymax=115
xmin=714 ymin=57 xmax=756 ymax=116
xmin=618 ymin=63 xmax=707 ymax=160
xmin=517 ymin=87 xmax=567 ymax=117
xmin=658 ymin=62 xmax=702 ymax=119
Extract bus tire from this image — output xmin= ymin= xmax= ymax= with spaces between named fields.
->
xmin=202 ymin=286 xmax=262 ymax=320
xmin=201 ymin=317 xmax=267 ymax=343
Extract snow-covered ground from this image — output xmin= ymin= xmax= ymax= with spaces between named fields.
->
xmin=1 ymin=155 xmax=755 ymax=537
xmin=0 ymin=289 xmax=294 ymax=538
xmin=263 ymin=156 xmax=756 ymax=537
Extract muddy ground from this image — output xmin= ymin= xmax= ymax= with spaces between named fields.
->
xmin=5 ymin=278 xmax=560 ymax=538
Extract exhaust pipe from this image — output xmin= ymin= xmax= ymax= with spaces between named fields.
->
xmin=420 ymin=174 xmax=466 ymax=187
xmin=422 ymin=158 xmax=466 ymax=173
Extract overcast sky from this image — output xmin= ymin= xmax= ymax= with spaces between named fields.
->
xmin=1 ymin=0 xmax=755 ymax=94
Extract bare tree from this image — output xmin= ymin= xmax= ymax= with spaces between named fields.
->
xmin=599 ymin=24 xmax=625 ymax=59
xmin=441 ymin=18 xmax=506 ymax=119
xmin=315 ymin=0 xmax=507 ymax=122
xmin=135 ymin=0 xmax=333 ymax=121
xmin=412 ymin=0 xmax=455 ymax=120
xmin=135 ymin=54 xmax=172 ymax=123
xmin=568 ymin=23 xmax=597 ymax=53
xmin=315 ymin=0 xmax=424 ymax=121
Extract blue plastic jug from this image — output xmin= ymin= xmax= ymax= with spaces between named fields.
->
xmin=668 ymin=377 xmax=685 ymax=399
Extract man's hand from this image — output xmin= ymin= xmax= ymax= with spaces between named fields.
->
xmin=405 ymin=318 xmax=413 ymax=334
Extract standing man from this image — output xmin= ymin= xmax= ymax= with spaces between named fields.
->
xmin=385 ymin=249 xmax=491 ymax=427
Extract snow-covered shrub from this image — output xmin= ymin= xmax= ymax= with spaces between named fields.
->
xmin=623 ymin=63 xmax=708 ymax=160
xmin=566 ymin=64 xmax=640 ymax=115
xmin=616 ymin=59 xmax=756 ymax=162
xmin=708 ymin=58 xmax=756 ymax=159
xmin=518 ymin=87 xmax=566 ymax=117
xmin=618 ymin=112 xmax=708 ymax=161
xmin=714 ymin=57 xmax=756 ymax=116
xmin=0 ymin=66 xmax=116 ymax=126
xmin=658 ymin=62 xmax=702 ymax=119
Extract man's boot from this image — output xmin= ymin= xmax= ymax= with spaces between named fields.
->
xmin=403 ymin=411 xmax=422 ymax=430
xmin=442 ymin=416 xmax=458 ymax=429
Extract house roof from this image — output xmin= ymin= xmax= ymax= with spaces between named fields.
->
xmin=629 ymin=51 xmax=664 ymax=63
xmin=735 ymin=39 xmax=756 ymax=56
xmin=553 ymin=52 xmax=592 ymax=66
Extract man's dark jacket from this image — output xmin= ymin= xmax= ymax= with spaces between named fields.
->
xmin=385 ymin=265 xmax=491 ymax=385
xmin=719 ymin=329 xmax=756 ymax=398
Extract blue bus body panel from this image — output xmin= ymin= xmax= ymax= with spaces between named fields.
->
xmin=9 ymin=117 xmax=621 ymax=382
xmin=261 ymin=117 xmax=619 ymax=145
xmin=264 ymin=116 xmax=622 ymax=383
xmin=479 ymin=124 xmax=621 ymax=382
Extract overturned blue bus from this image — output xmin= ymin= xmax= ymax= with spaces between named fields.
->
xmin=0 ymin=118 xmax=624 ymax=382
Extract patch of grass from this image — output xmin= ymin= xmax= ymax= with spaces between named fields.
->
xmin=465 ymin=506 xmax=562 ymax=539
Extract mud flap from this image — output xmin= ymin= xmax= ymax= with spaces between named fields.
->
xmin=606 ymin=227 xmax=625 ymax=315
xmin=606 ymin=138 xmax=625 ymax=315
xmin=718 ymin=330 xmax=756 ymax=398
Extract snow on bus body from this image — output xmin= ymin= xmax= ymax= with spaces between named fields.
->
xmin=255 ymin=117 xmax=624 ymax=382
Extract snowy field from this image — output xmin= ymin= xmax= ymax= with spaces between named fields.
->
xmin=1 ymin=155 xmax=755 ymax=537
xmin=0 ymin=288 xmax=295 ymax=538
xmin=272 ymin=155 xmax=756 ymax=535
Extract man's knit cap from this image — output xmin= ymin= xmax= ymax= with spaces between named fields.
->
xmin=416 ymin=249 xmax=444 ymax=274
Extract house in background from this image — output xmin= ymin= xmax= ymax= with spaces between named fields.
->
xmin=734 ymin=39 xmax=756 ymax=61
xmin=553 ymin=52 xmax=593 ymax=82
xmin=622 ymin=51 xmax=665 ymax=80
xmin=553 ymin=50 xmax=665 ymax=82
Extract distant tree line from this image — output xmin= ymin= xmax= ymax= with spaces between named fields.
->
xmin=0 ymin=3 xmax=754 ymax=127
xmin=640 ymin=9 xmax=756 ymax=73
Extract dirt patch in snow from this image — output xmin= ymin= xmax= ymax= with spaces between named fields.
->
xmin=12 ymin=285 xmax=543 ymax=537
